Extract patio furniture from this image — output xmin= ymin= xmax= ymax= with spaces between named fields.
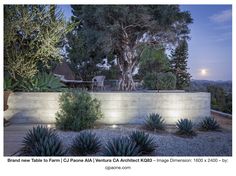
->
xmin=54 ymin=74 xmax=93 ymax=90
xmin=92 ymin=76 xmax=106 ymax=91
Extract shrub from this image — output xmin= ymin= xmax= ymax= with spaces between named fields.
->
xmin=143 ymin=72 xmax=157 ymax=90
xmin=70 ymin=131 xmax=101 ymax=156
xmin=129 ymin=131 xmax=156 ymax=155
xmin=144 ymin=113 xmax=165 ymax=131
xmin=4 ymin=77 xmax=17 ymax=91
xmin=156 ymin=72 xmax=176 ymax=90
xmin=139 ymin=47 xmax=170 ymax=81
xmin=200 ymin=116 xmax=220 ymax=131
xmin=103 ymin=137 xmax=141 ymax=156
xmin=19 ymin=72 xmax=65 ymax=92
xmin=56 ymin=90 xmax=103 ymax=131
xmin=176 ymin=118 xmax=195 ymax=136
xmin=19 ymin=126 xmax=65 ymax=156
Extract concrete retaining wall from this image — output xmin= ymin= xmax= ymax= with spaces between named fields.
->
xmin=4 ymin=92 xmax=211 ymax=125
xmin=211 ymin=109 xmax=232 ymax=119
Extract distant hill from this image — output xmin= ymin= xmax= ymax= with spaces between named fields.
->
xmin=189 ymin=80 xmax=232 ymax=93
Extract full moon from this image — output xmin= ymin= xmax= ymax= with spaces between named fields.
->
xmin=200 ymin=69 xmax=207 ymax=76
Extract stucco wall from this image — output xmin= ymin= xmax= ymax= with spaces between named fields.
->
xmin=4 ymin=92 xmax=211 ymax=125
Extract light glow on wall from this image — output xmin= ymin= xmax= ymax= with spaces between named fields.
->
xmin=111 ymin=124 xmax=118 ymax=128
xmin=5 ymin=92 xmax=210 ymax=125
xmin=163 ymin=95 xmax=186 ymax=123
xmin=168 ymin=110 xmax=181 ymax=119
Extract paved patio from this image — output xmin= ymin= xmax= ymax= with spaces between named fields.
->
xmin=4 ymin=124 xmax=55 ymax=156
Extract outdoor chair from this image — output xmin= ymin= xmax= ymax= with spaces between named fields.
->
xmin=92 ymin=76 xmax=106 ymax=91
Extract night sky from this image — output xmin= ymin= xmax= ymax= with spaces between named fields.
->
xmin=58 ymin=5 xmax=232 ymax=81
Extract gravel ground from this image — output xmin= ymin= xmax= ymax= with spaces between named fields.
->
xmin=57 ymin=125 xmax=232 ymax=156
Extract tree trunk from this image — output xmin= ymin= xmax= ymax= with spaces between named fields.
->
xmin=117 ymin=27 xmax=139 ymax=91
xmin=118 ymin=60 xmax=136 ymax=91
xmin=117 ymin=46 xmax=137 ymax=91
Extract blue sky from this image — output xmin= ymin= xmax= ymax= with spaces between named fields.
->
xmin=181 ymin=5 xmax=232 ymax=81
xmin=59 ymin=5 xmax=232 ymax=81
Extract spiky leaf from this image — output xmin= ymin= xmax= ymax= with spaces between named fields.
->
xmin=144 ymin=113 xmax=165 ymax=131
xmin=103 ymin=137 xmax=141 ymax=156
xmin=176 ymin=118 xmax=195 ymax=136
xmin=70 ymin=131 xmax=101 ymax=156
xmin=200 ymin=116 xmax=220 ymax=131
xmin=19 ymin=126 xmax=65 ymax=156
xmin=129 ymin=131 xmax=156 ymax=155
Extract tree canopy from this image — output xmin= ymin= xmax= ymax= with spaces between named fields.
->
xmin=170 ymin=40 xmax=191 ymax=89
xmin=139 ymin=46 xmax=170 ymax=79
xmin=4 ymin=5 xmax=70 ymax=81
xmin=68 ymin=5 xmax=192 ymax=90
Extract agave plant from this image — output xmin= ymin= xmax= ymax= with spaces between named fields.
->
xmin=176 ymin=118 xmax=195 ymax=136
xmin=70 ymin=131 xmax=101 ymax=156
xmin=200 ymin=116 xmax=220 ymax=131
xmin=103 ymin=137 xmax=141 ymax=156
xmin=19 ymin=126 xmax=65 ymax=156
xmin=19 ymin=72 xmax=65 ymax=92
xmin=144 ymin=113 xmax=165 ymax=131
xmin=129 ymin=131 xmax=156 ymax=155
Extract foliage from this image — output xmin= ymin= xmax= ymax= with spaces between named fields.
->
xmin=103 ymin=137 xmax=141 ymax=156
xmin=207 ymin=85 xmax=231 ymax=114
xmin=189 ymin=80 xmax=232 ymax=92
xmin=100 ymin=63 xmax=120 ymax=80
xmin=56 ymin=90 xmax=103 ymax=131
xmin=156 ymin=72 xmax=176 ymax=90
xmin=170 ymin=40 xmax=191 ymax=89
xmin=70 ymin=131 xmax=101 ymax=156
xmin=224 ymin=93 xmax=232 ymax=113
xmin=143 ymin=72 xmax=176 ymax=90
xmin=4 ymin=77 xmax=18 ymax=91
xmin=176 ymin=119 xmax=195 ymax=136
xmin=189 ymin=81 xmax=232 ymax=114
xmin=129 ymin=131 xmax=156 ymax=155
xmin=18 ymin=72 xmax=65 ymax=92
xmin=66 ymin=27 xmax=102 ymax=81
xmin=4 ymin=5 xmax=72 ymax=81
xmin=143 ymin=73 xmax=158 ymax=90
xmin=200 ymin=117 xmax=220 ymax=131
xmin=66 ymin=9 xmax=102 ymax=80
xmin=144 ymin=113 xmax=165 ymax=131
xmin=139 ymin=47 xmax=170 ymax=80
xmin=69 ymin=5 xmax=192 ymax=91
xmin=19 ymin=126 xmax=65 ymax=156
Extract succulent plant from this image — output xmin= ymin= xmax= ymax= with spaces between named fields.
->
xmin=70 ymin=131 xmax=101 ymax=156
xmin=4 ymin=77 xmax=18 ymax=91
xmin=176 ymin=118 xmax=195 ymax=136
xmin=200 ymin=116 xmax=220 ymax=131
xmin=103 ymin=137 xmax=141 ymax=156
xmin=19 ymin=72 xmax=65 ymax=92
xmin=144 ymin=113 xmax=165 ymax=131
xmin=129 ymin=131 xmax=156 ymax=155
xmin=19 ymin=126 xmax=65 ymax=156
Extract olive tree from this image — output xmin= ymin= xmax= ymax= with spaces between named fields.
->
xmin=70 ymin=5 xmax=192 ymax=90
